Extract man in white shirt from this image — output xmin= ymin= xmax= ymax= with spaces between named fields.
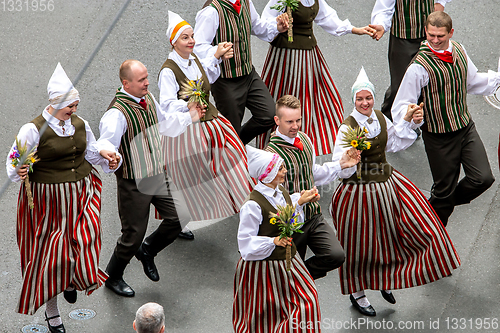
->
xmin=194 ymin=0 xmax=288 ymax=144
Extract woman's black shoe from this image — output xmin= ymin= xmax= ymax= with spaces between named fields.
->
xmin=380 ymin=290 xmax=396 ymax=304
xmin=63 ymin=289 xmax=77 ymax=303
xmin=45 ymin=313 xmax=66 ymax=333
xmin=350 ymin=294 xmax=376 ymax=316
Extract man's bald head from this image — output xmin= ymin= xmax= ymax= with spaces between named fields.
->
xmin=119 ymin=59 xmax=145 ymax=83
xmin=120 ymin=59 xmax=150 ymax=98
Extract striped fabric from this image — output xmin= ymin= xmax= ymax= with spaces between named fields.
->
xmin=257 ymin=46 xmax=344 ymax=156
xmin=233 ymin=255 xmax=321 ymax=333
xmin=266 ymin=132 xmax=320 ymax=220
xmin=162 ymin=115 xmax=255 ymax=220
xmin=331 ymin=170 xmax=460 ymax=295
xmin=391 ymin=0 xmax=433 ymax=39
xmin=111 ymin=90 xmax=164 ymax=179
xmin=211 ymin=0 xmax=252 ymax=78
xmin=414 ymin=41 xmax=469 ymax=133
xmin=16 ymin=168 xmax=107 ymax=315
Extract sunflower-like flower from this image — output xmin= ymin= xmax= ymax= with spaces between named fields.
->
xmin=351 ymin=140 xmax=359 ymax=148
xmin=270 ymin=217 xmax=277 ymax=225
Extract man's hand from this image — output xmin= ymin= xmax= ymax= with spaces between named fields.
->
xmin=215 ymin=42 xmax=234 ymax=60
xmin=298 ymin=186 xmax=320 ymax=205
xmin=188 ymin=102 xmax=206 ymax=122
xmin=276 ymin=13 xmax=289 ymax=33
xmin=100 ymin=150 xmax=120 ymax=170
xmin=352 ymin=26 xmax=377 ymax=37
xmin=404 ymin=102 xmax=423 ymax=123
xmin=339 ymin=147 xmax=361 ymax=169
xmin=368 ymin=24 xmax=385 ymax=41
xmin=17 ymin=164 xmax=28 ymax=180
xmin=434 ymin=3 xmax=445 ymax=12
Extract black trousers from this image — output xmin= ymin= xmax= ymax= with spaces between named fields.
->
xmin=211 ymin=67 xmax=275 ymax=144
xmin=113 ymin=173 xmax=191 ymax=263
xmin=422 ymin=121 xmax=495 ymax=226
xmin=381 ymin=34 xmax=425 ymax=120
xmin=292 ymin=213 xmax=345 ymax=280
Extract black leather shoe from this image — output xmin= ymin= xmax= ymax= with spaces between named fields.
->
xmin=381 ymin=290 xmax=396 ymax=304
xmin=178 ymin=229 xmax=194 ymax=240
xmin=45 ymin=313 xmax=66 ymax=333
xmin=135 ymin=244 xmax=160 ymax=281
xmin=350 ymin=294 xmax=376 ymax=316
xmin=105 ymin=277 xmax=135 ymax=297
xmin=63 ymin=289 xmax=77 ymax=304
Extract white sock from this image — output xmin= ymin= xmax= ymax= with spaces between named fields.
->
xmin=65 ymin=286 xmax=75 ymax=292
xmin=182 ymin=226 xmax=191 ymax=233
xmin=352 ymin=290 xmax=371 ymax=307
xmin=45 ymin=296 xmax=62 ymax=327
xmin=383 ymin=289 xmax=392 ymax=294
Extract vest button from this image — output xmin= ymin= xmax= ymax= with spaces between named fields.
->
xmin=308 ymin=36 xmax=312 ymax=39
xmin=377 ymin=145 xmax=380 ymax=149
xmin=72 ymin=160 xmax=75 ymax=163
xmin=375 ymin=137 xmax=378 ymax=140
xmin=71 ymin=168 xmax=75 ymax=172
xmin=73 ymin=146 xmax=76 ymax=150
xmin=70 ymin=136 xmax=73 ymax=140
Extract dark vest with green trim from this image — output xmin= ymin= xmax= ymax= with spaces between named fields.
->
xmin=342 ymin=110 xmax=393 ymax=184
xmin=271 ymin=1 xmax=319 ymax=50
xmin=391 ymin=0 xmax=433 ymax=39
xmin=248 ymin=185 xmax=297 ymax=260
xmin=30 ymin=114 xmax=92 ymax=184
xmin=159 ymin=53 xmax=218 ymax=122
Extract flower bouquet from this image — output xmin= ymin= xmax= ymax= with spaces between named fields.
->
xmin=340 ymin=126 xmax=371 ymax=178
xmin=269 ymin=204 xmax=304 ymax=271
xmin=270 ymin=0 xmax=299 ymax=42
xmin=10 ymin=137 xmax=39 ymax=209
xmin=179 ymin=78 xmax=208 ymax=121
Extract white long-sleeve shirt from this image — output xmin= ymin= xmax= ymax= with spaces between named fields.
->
xmin=332 ymin=108 xmax=417 ymax=179
xmin=6 ymin=107 xmax=113 ymax=182
xmin=95 ymin=88 xmax=193 ymax=173
xmin=392 ymin=42 xmax=500 ymax=129
xmin=262 ymin=0 xmax=354 ymax=37
xmin=194 ymin=0 xmax=280 ymax=60
xmin=238 ymin=182 xmax=305 ymax=261
xmin=158 ymin=50 xmax=221 ymax=114
xmin=274 ymin=128 xmax=342 ymax=186
xmin=371 ymin=0 xmax=452 ymax=32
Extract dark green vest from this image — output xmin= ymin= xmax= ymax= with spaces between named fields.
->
xmin=248 ymin=185 xmax=297 ymax=261
xmin=271 ymin=1 xmax=319 ymax=50
xmin=30 ymin=114 xmax=92 ymax=184
xmin=342 ymin=110 xmax=393 ymax=184
xmin=159 ymin=54 xmax=218 ymax=122
xmin=391 ymin=0 xmax=433 ymax=39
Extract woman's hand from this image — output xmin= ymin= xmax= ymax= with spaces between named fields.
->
xmin=100 ymin=150 xmax=120 ymax=170
xmin=276 ymin=13 xmax=289 ymax=32
xmin=352 ymin=26 xmax=377 ymax=37
xmin=16 ymin=164 xmax=28 ymax=180
xmin=274 ymin=236 xmax=292 ymax=248
xmin=298 ymin=186 xmax=320 ymax=205
xmin=339 ymin=147 xmax=361 ymax=169
xmin=188 ymin=102 xmax=206 ymax=122
xmin=215 ymin=42 xmax=233 ymax=60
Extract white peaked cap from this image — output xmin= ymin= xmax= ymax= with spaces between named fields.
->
xmin=246 ymin=145 xmax=284 ymax=184
xmin=47 ymin=63 xmax=80 ymax=109
xmin=351 ymin=66 xmax=375 ymax=103
xmin=167 ymin=10 xmax=192 ymax=45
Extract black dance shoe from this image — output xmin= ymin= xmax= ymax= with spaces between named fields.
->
xmin=178 ymin=229 xmax=195 ymax=240
xmin=380 ymin=290 xmax=396 ymax=304
xmin=105 ymin=277 xmax=135 ymax=297
xmin=135 ymin=244 xmax=160 ymax=281
xmin=63 ymin=289 xmax=77 ymax=304
xmin=350 ymin=294 xmax=376 ymax=316
xmin=45 ymin=313 xmax=66 ymax=333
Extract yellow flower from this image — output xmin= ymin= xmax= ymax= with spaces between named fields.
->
xmin=11 ymin=164 xmax=16 ymax=168
xmin=270 ymin=217 xmax=276 ymax=225
xmin=365 ymin=142 xmax=371 ymax=149
xmin=30 ymin=157 xmax=36 ymax=163
xmin=351 ymin=140 xmax=358 ymax=148
xmin=292 ymin=223 xmax=298 ymax=227
xmin=364 ymin=127 xmax=369 ymax=134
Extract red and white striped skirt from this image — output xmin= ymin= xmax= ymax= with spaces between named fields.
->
xmin=330 ymin=170 xmax=460 ymax=295
xmin=16 ymin=168 xmax=107 ymax=315
xmin=233 ymin=255 xmax=321 ymax=333
xmin=257 ymin=45 xmax=344 ymax=156
xmin=163 ymin=115 xmax=255 ymax=221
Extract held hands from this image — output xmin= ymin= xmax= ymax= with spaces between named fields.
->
xmin=274 ymin=236 xmax=292 ymax=248
xmin=276 ymin=13 xmax=289 ymax=33
xmin=352 ymin=26 xmax=377 ymax=37
xmin=100 ymin=150 xmax=120 ymax=170
xmin=16 ymin=164 xmax=29 ymax=180
xmin=214 ymin=42 xmax=234 ymax=60
xmin=404 ymin=103 xmax=424 ymax=124
xmin=339 ymin=147 xmax=361 ymax=169
xmin=188 ymin=102 xmax=206 ymax=122
xmin=298 ymin=186 xmax=320 ymax=205
xmin=368 ymin=24 xmax=385 ymax=41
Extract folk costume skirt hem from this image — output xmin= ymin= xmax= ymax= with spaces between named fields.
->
xmin=257 ymin=45 xmax=344 ymax=156
xmin=16 ymin=168 xmax=107 ymax=315
xmin=330 ymin=170 xmax=460 ymax=295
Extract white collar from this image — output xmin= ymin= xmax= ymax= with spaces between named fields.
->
xmin=43 ymin=105 xmax=73 ymax=126
xmin=169 ymin=50 xmax=196 ymax=69
xmin=226 ymin=0 xmax=237 ymax=4
xmin=255 ymin=181 xmax=283 ymax=197
xmin=275 ymin=127 xmax=296 ymax=145
xmin=350 ymin=108 xmax=378 ymax=126
xmin=424 ymin=40 xmax=453 ymax=53
xmin=120 ymin=86 xmax=143 ymax=103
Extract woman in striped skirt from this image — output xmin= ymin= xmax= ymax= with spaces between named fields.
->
xmin=256 ymin=0 xmax=375 ymax=156
xmin=330 ymin=68 xmax=460 ymax=316
xmin=234 ymin=146 xmax=321 ymax=333
xmin=6 ymin=63 xmax=119 ymax=332
xmin=157 ymin=11 xmax=254 ymax=224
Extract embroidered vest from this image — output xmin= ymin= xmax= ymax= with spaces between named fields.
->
xmin=107 ymin=89 xmax=164 ymax=179
xmin=414 ymin=41 xmax=469 ymax=133
xmin=391 ymin=0 xmax=433 ymax=39
xmin=30 ymin=114 xmax=92 ymax=184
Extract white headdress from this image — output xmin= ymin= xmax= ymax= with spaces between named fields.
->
xmin=167 ymin=11 xmax=192 ymax=45
xmin=351 ymin=66 xmax=375 ymax=103
xmin=47 ymin=63 xmax=80 ymax=109
xmin=246 ymin=145 xmax=284 ymax=184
